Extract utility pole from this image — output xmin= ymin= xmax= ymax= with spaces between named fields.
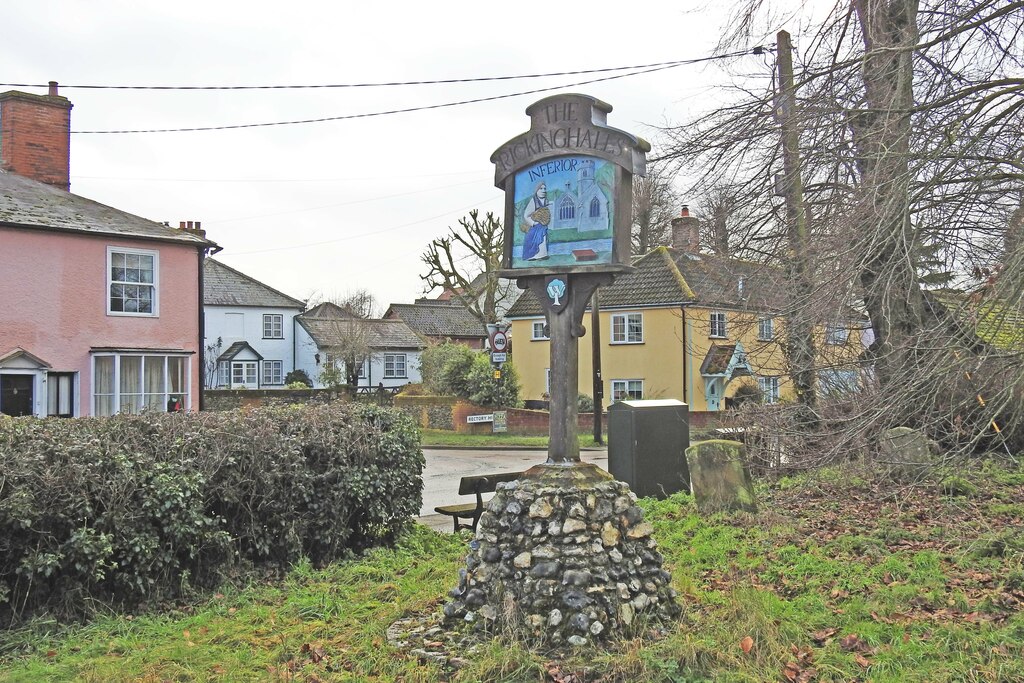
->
xmin=591 ymin=291 xmax=603 ymax=445
xmin=775 ymin=29 xmax=818 ymax=423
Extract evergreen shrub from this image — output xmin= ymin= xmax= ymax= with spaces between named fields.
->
xmin=0 ymin=402 xmax=422 ymax=622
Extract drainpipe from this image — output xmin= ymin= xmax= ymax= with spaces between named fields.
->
xmin=681 ymin=305 xmax=687 ymax=406
xmin=197 ymin=248 xmax=206 ymax=410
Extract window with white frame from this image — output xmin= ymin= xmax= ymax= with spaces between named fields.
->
xmin=93 ymin=354 xmax=188 ymax=416
xmin=611 ymin=379 xmax=643 ymax=401
xmin=107 ymin=247 xmax=158 ymax=316
xmin=384 ymin=353 xmax=407 ymax=378
xmin=818 ymin=368 xmax=859 ymax=396
xmin=758 ymin=376 xmax=780 ymax=404
xmin=758 ymin=317 xmax=774 ymax=340
xmin=218 ymin=361 xmax=229 ymax=388
xmin=825 ymin=323 xmax=849 ymax=345
xmin=532 ymin=321 xmax=549 ymax=340
xmin=263 ymin=360 xmax=283 ymax=385
xmin=263 ymin=314 xmax=284 ymax=339
xmin=610 ymin=313 xmax=643 ymax=344
xmin=47 ymin=372 xmax=75 ymax=418
xmin=231 ymin=361 xmax=257 ymax=386
xmin=710 ymin=311 xmax=727 ymax=338
xmin=545 ymin=368 xmax=551 ymax=396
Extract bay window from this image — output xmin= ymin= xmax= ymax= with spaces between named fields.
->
xmin=92 ymin=353 xmax=188 ymax=416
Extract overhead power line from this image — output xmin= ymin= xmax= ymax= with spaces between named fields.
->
xmin=67 ymin=48 xmax=770 ymax=135
xmin=4 ymin=52 xmax=769 ymax=91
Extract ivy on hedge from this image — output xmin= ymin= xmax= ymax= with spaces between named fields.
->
xmin=0 ymin=403 xmax=423 ymax=623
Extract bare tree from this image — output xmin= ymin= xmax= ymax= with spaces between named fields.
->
xmin=631 ymin=161 xmax=680 ymax=255
xmin=661 ymin=0 xmax=1024 ymax=458
xmin=306 ymin=292 xmax=379 ymax=387
xmin=420 ymin=210 xmax=512 ymax=332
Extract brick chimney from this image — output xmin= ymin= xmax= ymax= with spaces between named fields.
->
xmin=178 ymin=220 xmax=207 ymax=238
xmin=671 ymin=205 xmax=701 ymax=253
xmin=0 ymin=81 xmax=74 ymax=191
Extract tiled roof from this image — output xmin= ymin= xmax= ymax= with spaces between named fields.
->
xmin=297 ymin=316 xmax=425 ymax=350
xmin=217 ymin=340 xmax=263 ymax=362
xmin=930 ymin=289 xmax=1024 ymax=352
xmin=0 ymin=169 xmax=216 ymax=248
xmin=700 ymin=344 xmax=736 ymax=375
xmin=385 ymin=302 xmax=485 ymax=339
xmin=204 ymin=259 xmax=305 ymax=308
xmin=303 ymin=301 xmax=360 ymax=318
xmin=506 ymin=247 xmax=787 ymax=317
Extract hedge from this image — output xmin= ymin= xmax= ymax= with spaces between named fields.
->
xmin=0 ymin=402 xmax=423 ymax=623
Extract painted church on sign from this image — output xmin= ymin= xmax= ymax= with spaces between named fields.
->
xmin=550 ymin=158 xmax=609 ymax=232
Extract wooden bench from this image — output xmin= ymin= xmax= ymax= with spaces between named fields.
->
xmin=434 ymin=471 xmax=526 ymax=532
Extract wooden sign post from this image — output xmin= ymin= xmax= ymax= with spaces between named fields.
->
xmin=491 ymin=93 xmax=649 ymax=472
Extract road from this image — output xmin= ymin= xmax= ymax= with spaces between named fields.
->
xmin=418 ymin=447 xmax=609 ymax=532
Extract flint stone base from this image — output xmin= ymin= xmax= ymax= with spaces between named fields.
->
xmin=443 ymin=463 xmax=679 ymax=646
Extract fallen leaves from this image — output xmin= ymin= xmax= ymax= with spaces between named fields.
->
xmin=545 ymin=660 xmax=585 ymax=683
xmin=782 ymin=644 xmax=816 ymax=682
xmin=740 ymin=635 xmax=755 ymax=654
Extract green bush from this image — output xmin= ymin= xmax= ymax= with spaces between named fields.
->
xmin=0 ymin=403 xmax=423 ymax=623
xmin=419 ymin=342 xmax=476 ymax=396
xmin=419 ymin=342 xmax=520 ymax=407
xmin=284 ymin=369 xmax=313 ymax=387
xmin=578 ymin=393 xmax=595 ymax=413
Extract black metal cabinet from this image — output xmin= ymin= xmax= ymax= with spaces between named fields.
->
xmin=607 ymin=399 xmax=690 ymax=498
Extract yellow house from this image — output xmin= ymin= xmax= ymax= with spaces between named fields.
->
xmin=507 ymin=239 xmax=864 ymax=412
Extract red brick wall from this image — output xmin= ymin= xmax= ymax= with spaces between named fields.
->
xmin=0 ymin=90 xmax=73 ymax=190
xmin=398 ymin=394 xmax=722 ymax=436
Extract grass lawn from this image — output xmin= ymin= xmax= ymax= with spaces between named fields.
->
xmin=3 ymin=459 xmax=1024 ymax=682
xmin=420 ymin=429 xmax=603 ymax=449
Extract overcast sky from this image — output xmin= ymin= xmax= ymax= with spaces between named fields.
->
xmin=2 ymin=0 xmax=804 ymax=311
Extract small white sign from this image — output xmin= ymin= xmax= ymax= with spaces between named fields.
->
xmin=467 ymin=414 xmax=494 ymax=424
xmin=490 ymin=352 xmax=507 ymax=364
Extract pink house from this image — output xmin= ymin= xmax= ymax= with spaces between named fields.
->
xmin=0 ymin=83 xmax=219 ymax=417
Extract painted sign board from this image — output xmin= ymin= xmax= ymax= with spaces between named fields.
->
xmin=491 ymin=330 xmax=508 ymax=352
xmin=490 ymin=351 xmax=507 ymax=364
xmin=491 ymin=93 xmax=650 ymax=277
xmin=467 ymin=414 xmax=494 ymax=424
xmin=492 ymin=410 xmax=508 ymax=433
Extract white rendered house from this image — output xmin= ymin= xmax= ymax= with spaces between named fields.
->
xmin=203 ymin=259 xmax=305 ymax=389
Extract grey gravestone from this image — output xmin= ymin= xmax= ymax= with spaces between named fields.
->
xmin=878 ymin=426 xmax=937 ymax=482
xmin=685 ymin=440 xmax=757 ymax=514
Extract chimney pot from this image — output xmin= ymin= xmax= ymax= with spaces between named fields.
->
xmin=195 ymin=221 xmax=201 ymax=231
xmin=187 ymin=221 xmax=194 ymax=230
xmin=48 ymin=81 xmax=59 ymax=97
xmin=671 ymin=205 xmax=701 ymax=253
xmin=179 ymin=221 xmax=186 ymax=229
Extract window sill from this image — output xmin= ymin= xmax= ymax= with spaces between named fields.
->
xmin=107 ymin=311 xmax=158 ymax=318
xmin=609 ymin=340 xmax=644 ymax=345
xmin=708 ymin=335 xmax=727 ymax=340
xmin=383 ymin=376 xmax=408 ymax=380
xmin=531 ymin=338 xmax=550 ymax=342
xmin=262 ymin=336 xmax=285 ymax=340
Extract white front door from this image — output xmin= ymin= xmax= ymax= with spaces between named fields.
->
xmin=231 ymin=361 xmax=258 ymax=389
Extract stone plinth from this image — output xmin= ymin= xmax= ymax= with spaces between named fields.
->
xmin=443 ymin=463 xmax=679 ymax=646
